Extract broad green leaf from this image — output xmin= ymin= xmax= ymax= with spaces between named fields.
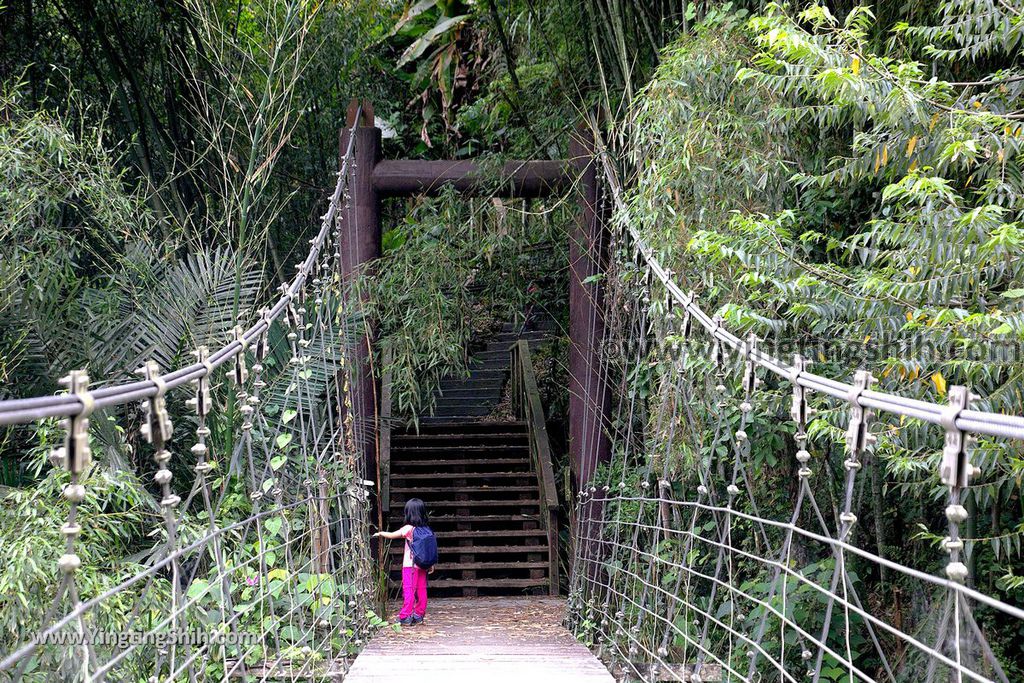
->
xmin=265 ymin=517 xmax=283 ymax=537
xmin=397 ymin=15 xmax=469 ymax=67
xmin=187 ymin=580 xmax=210 ymax=600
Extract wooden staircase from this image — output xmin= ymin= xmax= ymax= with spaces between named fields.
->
xmin=380 ymin=327 xmax=560 ymax=598
xmin=387 ymin=420 xmax=556 ymax=596
xmin=424 ymin=320 xmax=552 ymax=421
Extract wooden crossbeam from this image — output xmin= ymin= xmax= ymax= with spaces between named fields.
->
xmin=371 ymin=159 xmax=572 ymax=198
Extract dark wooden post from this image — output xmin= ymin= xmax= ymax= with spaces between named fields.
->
xmin=568 ymin=123 xmax=611 ymax=491
xmin=339 ymin=100 xmax=382 ymax=522
xmin=568 ymin=123 xmax=612 ymax=580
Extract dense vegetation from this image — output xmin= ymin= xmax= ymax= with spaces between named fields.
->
xmin=0 ymin=0 xmax=685 ymax=673
xmin=627 ymin=0 xmax=1024 ymax=578
xmin=1 ymin=0 xmax=1022 ymax=678
xmin=602 ymin=0 xmax=1024 ymax=676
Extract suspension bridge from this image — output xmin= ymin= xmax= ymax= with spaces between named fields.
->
xmin=0 ymin=101 xmax=1022 ymax=682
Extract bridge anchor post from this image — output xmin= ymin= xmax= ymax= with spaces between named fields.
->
xmin=338 ymin=99 xmax=383 ymax=533
xmin=568 ymin=122 xmax=612 ymax=580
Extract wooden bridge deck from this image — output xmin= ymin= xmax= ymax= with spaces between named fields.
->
xmin=344 ymin=597 xmax=614 ymax=682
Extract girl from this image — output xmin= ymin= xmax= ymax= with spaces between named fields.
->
xmin=372 ymin=498 xmax=433 ymax=626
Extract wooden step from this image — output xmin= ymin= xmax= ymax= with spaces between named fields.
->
xmin=440 ymin=367 xmax=506 ymax=377
xmin=431 ymin=386 xmax=502 ymax=397
xmin=394 ymin=493 xmax=539 ymax=503
xmin=471 ymin=349 xmax=513 ymax=360
xmin=437 ymin=378 xmax=504 ymax=390
xmin=435 ymin=379 xmax=504 ymax=391
xmin=488 ymin=329 xmax=548 ymax=339
xmin=403 ymin=514 xmax=541 ymax=523
xmin=392 ymin=433 xmax=528 ymax=444
xmin=402 ymin=420 xmax=525 ymax=434
xmin=388 ymin=504 xmax=535 ymax=516
xmin=484 ymin=340 xmax=546 ymax=353
xmin=390 ymin=544 xmax=549 ymax=555
xmin=432 ymin=561 xmax=548 ymax=571
xmin=431 ymin=400 xmax=498 ymax=408
xmin=430 ymin=405 xmax=494 ymax=416
xmin=390 ymin=471 xmax=533 ymax=480
xmin=433 ymin=393 xmax=503 ymax=402
xmin=433 ymin=529 xmax=546 ymax=539
xmin=433 ymin=395 xmax=502 ymax=403
xmin=426 ymin=578 xmax=550 ymax=589
xmin=390 ymin=500 xmax=540 ymax=509
xmin=467 ymin=360 xmax=508 ymax=369
xmin=391 ymin=445 xmax=529 ymax=454
xmin=432 ymin=396 xmax=502 ymax=407
xmin=465 ymin=365 xmax=507 ymax=375
xmin=390 ymin=458 xmax=530 ymax=469
xmin=432 ymin=388 xmax=502 ymax=399
xmin=418 ymin=416 xmax=516 ymax=425
xmin=392 ymin=486 xmax=539 ymax=495
xmin=388 ymin=561 xmax=548 ymax=572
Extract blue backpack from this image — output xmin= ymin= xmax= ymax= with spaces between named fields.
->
xmin=410 ymin=526 xmax=438 ymax=569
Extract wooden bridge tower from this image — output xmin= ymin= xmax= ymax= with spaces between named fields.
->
xmin=337 ymin=100 xmax=612 ymax=560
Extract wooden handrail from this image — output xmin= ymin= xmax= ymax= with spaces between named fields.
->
xmin=510 ymin=340 xmax=560 ymax=595
xmin=379 ymin=348 xmax=393 ymax=517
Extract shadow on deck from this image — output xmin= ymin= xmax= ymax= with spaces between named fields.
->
xmin=344 ymin=597 xmax=614 ymax=682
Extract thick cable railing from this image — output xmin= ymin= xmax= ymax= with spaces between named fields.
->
xmin=0 ymin=114 xmax=378 ymax=681
xmin=566 ymin=146 xmax=1024 ymax=682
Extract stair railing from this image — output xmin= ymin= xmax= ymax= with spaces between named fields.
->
xmin=510 ymin=339 xmax=560 ymax=596
xmin=379 ymin=348 xmax=393 ymax=519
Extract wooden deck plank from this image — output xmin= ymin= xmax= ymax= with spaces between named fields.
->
xmin=344 ymin=597 xmax=614 ymax=682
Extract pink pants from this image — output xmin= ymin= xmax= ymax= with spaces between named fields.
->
xmin=399 ymin=566 xmax=428 ymax=619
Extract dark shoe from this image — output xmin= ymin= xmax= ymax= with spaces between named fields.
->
xmin=396 ymin=616 xmax=414 ymax=626
xmin=411 ymin=614 xmax=424 ymax=625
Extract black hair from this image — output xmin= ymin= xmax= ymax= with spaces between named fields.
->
xmin=403 ymin=498 xmax=428 ymax=527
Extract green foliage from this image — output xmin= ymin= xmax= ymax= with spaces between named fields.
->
xmin=0 ymin=421 xmax=167 ymax=679
xmin=94 ymin=245 xmax=264 ymax=379
xmin=626 ymin=0 xmax=1024 ymax=544
xmin=611 ymin=1 xmax=1024 ymax=676
xmin=0 ymin=0 xmax=620 ymax=676
xmin=456 ymin=61 xmax=568 ymax=157
xmin=389 ymin=0 xmax=484 ymax=148
xmin=0 ymin=4 xmax=391 ymax=668
xmin=0 ymin=87 xmax=162 ymax=398
xmin=368 ymin=186 xmax=568 ymax=419
xmin=623 ymin=12 xmax=793 ymax=292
